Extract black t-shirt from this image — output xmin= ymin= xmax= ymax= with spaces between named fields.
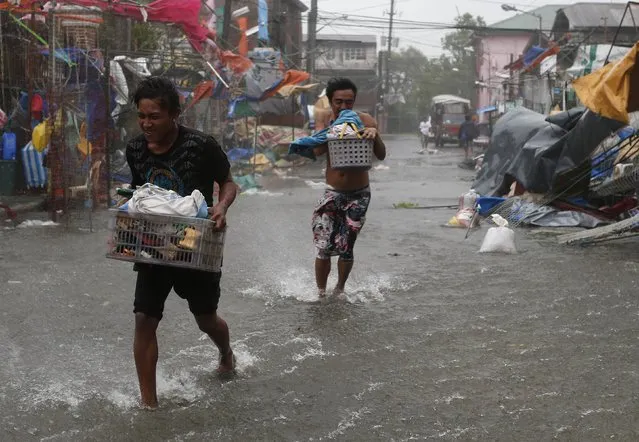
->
xmin=126 ymin=125 xmax=230 ymax=206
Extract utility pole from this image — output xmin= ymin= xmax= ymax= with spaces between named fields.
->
xmin=273 ymin=0 xmax=282 ymax=51
xmin=222 ymin=0 xmax=233 ymax=49
xmin=306 ymin=0 xmax=318 ymax=77
xmin=384 ymin=0 xmax=395 ymax=100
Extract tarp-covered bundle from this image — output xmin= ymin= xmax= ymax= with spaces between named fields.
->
xmin=473 ymin=107 xmax=623 ymax=197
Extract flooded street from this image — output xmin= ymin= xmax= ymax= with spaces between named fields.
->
xmin=2 ymin=135 xmax=639 ymax=441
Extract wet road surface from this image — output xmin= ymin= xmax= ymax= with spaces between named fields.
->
xmin=1 ymin=136 xmax=639 ymax=441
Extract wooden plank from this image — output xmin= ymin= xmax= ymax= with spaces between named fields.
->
xmin=557 ymin=213 xmax=639 ymax=245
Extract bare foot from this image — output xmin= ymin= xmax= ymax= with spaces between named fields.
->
xmin=217 ymin=349 xmax=236 ymax=375
xmin=318 ymin=289 xmax=327 ymax=298
xmin=139 ymin=401 xmax=158 ymax=411
xmin=333 ymin=286 xmax=344 ymax=296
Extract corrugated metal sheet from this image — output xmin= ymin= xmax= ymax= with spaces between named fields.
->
xmin=488 ymin=4 xmax=567 ymax=30
xmin=559 ymin=3 xmax=631 ymax=29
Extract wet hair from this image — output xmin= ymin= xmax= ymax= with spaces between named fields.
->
xmin=326 ymin=77 xmax=357 ymax=101
xmin=133 ymin=76 xmax=181 ymax=115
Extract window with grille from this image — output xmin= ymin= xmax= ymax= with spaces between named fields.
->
xmin=343 ymin=47 xmax=366 ymax=61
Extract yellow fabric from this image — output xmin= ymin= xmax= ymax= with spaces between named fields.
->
xmin=572 ymin=43 xmax=639 ymax=124
xmin=77 ymin=121 xmax=92 ymax=156
xmin=32 ymin=121 xmax=51 ymax=152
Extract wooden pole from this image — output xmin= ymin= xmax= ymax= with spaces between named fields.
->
xmin=221 ymin=0 xmax=233 ymax=49
xmin=305 ymin=0 xmax=317 ymax=76
xmin=103 ymin=1 xmax=113 ymax=208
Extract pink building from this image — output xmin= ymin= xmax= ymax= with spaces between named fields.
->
xmin=474 ymin=5 xmax=565 ymax=120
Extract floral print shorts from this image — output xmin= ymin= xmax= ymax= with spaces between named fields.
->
xmin=312 ymin=186 xmax=371 ymax=261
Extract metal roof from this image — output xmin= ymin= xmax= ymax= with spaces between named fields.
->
xmin=554 ymin=2 xmax=631 ymax=30
xmin=305 ymin=34 xmax=377 ymax=44
xmin=488 ymin=4 xmax=567 ymax=31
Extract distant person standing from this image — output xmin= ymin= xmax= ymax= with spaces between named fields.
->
xmin=431 ymin=104 xmax=445 ymax=147
xmin=419 ymin=117 xmax=431 ymax=150
xmin=458 ymin=114 xmax=478 ymax=160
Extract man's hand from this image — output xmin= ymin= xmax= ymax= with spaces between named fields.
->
xmin=207 ymin=203 xmax=228 ymax=230
xmin=361 ymin=127 xmax=377 ymax=139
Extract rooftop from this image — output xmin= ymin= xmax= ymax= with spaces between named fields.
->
xmin=553 ymin=2 xmax=632 ymax=30
xmin=488 ymin=4 xmax=567 ymax=31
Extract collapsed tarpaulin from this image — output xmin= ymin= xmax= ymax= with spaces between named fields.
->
xmin=473 ymin=107 xmax=624 ymax=197
xmin=505 ymin=198 xmax=607 ymax=228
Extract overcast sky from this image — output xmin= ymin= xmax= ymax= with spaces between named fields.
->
xmin=301 ymin=0 xmax=628 ymax=57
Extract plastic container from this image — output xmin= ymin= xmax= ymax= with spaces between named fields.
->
xmin=327 ymin=136 xmax=374 ymax=169
xmin=2 ymin=131 xmax=17 ymax=160
xmin=458 ymin=188 xmax=479 ymax=211
xmin=106 ymin=210 xmax=225 ymax=272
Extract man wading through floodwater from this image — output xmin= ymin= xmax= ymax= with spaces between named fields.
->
xmin=125 ymin=77 xmax=237 ymax=408
xmin=312 ymin=78 xmax=386 ymax=296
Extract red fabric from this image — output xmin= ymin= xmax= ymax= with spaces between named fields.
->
xmin=183 ymin=80 xmax=214 ymax=111
xmin=41 ymin=0 xmax=210 ymax=51
xmin=219 ymin=50 xmax=253 ymax=75
xmin=261 ymin=70 xmax=310 ymax=100
xmin=237 ymin=17 xmax=248 ymax=57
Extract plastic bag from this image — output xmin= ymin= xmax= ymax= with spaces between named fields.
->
xmin=479 ymin=214 xmax=517 ymax=254
xmin=446 ymin=208 xmax=477 ymax=228
xmin=124 ymin=183 xmax=208 ymax=218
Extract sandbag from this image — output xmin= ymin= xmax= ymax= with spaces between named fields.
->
xmin=479 ymin=214 xmax=517 ymax=254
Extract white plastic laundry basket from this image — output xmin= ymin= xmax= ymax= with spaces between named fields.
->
xmin=327 ymin=137 xmax=374 ymax=169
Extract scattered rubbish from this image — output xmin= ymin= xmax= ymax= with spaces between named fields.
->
xmin=479 ymin=214 xmax=517 ymax=254
xmin=447 ymin=189 xmax=479 ymax=228
xmin=374 ymin=164 xmax=390 ymax=171
xmin=7 ymin=280 xmax=22 ymax=284
xmin=393 ymin=202 xmax=418 ymax=209
xmin=16 ymin=220 xmax=59 ymax=228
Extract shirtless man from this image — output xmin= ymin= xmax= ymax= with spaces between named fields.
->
xmin=312 ymin=78 xmax=386 ymax=296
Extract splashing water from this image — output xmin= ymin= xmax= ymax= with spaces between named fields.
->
xmin=239 ymin=267 xmax=408 ymax=305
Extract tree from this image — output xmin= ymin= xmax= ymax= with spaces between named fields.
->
xmin=441 ymin=13 xmax=486 ymax=105
xmin=387 ymin=47 xmax=428 ymax=100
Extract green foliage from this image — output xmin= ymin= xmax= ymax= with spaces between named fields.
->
xmin=386 ymin=13 xmax=486 ymax=130
xmin=132 ymin=22 xmax=161 ymax=53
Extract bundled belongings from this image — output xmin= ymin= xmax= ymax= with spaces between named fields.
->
xmin=107 ymin=184 xmax=224 ymax=272
xmin=288 ymin=110 xmax=365 ymax=160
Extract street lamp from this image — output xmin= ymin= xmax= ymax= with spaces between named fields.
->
xmin=501 ymin=4 xmax=543 ymax=46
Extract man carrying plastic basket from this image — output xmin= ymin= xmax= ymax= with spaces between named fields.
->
xmin=125 ymin=77 xmax=237 ymax=408
xmin=308 ymin=78 xmax=386 ymax=296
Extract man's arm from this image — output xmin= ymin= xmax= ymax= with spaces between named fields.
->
xmin=217 ymin=174 xmax=237 ymax=210
xmin=358 ymin=112 xmax=386 ymax=161
xmin=207 ymin=138 xmax=237 ymax=228
xmin=312 ymin=109 xmax=331 ymax=157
